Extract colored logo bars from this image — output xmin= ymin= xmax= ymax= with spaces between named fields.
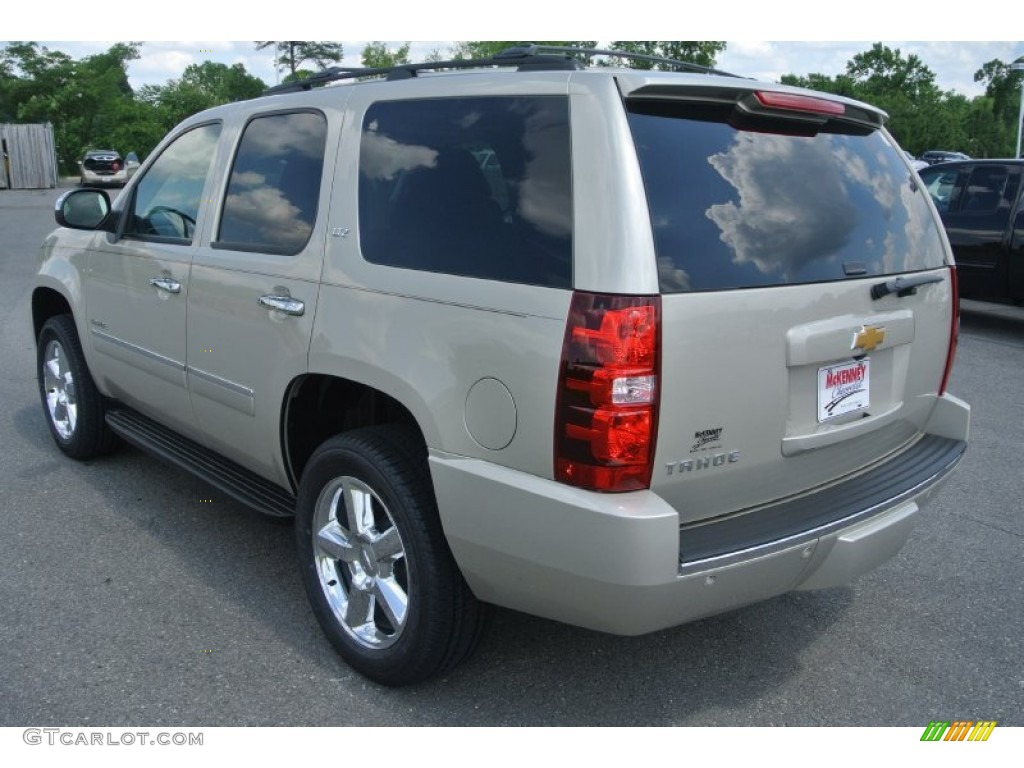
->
xmin=920 ymin=721 xmax=997 ymax=742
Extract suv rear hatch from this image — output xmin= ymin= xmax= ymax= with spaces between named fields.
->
xmin=622 ymin=81 xmax=956 ymax=527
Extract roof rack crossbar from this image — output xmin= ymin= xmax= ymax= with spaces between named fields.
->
xmin=261 ymin=45 xmax=741 ymax=96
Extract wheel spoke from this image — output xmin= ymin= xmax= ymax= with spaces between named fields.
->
xmin=316 ymin=521 xmax=359 ymax=563
xmin=45 ymin=358 xmax=61 ymax=385
xmin=343 ymin=584 xmax=373 ymax=628
xmin=340 ymin=478 xmax=374 ymax=535
xmin=373 ymin=577 xmax=408 ymax=630
xmin=369 ymin=526 xmax=404 ymax=562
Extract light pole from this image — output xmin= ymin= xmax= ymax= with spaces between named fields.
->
xmin=1013 ymin=62 xmax=1024 ymax=159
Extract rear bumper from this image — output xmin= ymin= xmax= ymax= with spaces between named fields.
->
xmin=431 ymin=393 xmax=969 ymax=635
xmin=80 ymin=170 xmax=127 ymax=186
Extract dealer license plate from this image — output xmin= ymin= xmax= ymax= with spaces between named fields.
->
xmin=817 ymin=359 xmax=870 ymax=423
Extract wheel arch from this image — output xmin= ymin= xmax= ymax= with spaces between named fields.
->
xmin=281 ymin=372 xmax=435 ymax=491
xmin=32 ymin=285 xmax=74 ymax=341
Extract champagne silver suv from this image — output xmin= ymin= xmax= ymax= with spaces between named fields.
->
xmin=32 ymin=47 xmax=970 ymax=686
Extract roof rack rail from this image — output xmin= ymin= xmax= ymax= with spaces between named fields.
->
xmin=263 ymin=44 xmax=741 ymax=95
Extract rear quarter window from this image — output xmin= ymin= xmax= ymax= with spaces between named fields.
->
xmin=627 ymin=100 xmax=948 ymax=293
xmin=358 ymin=96 xmax=572 ymax=289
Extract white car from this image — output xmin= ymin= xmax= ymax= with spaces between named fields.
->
xmin=78 ymin=150 xmax=128 ymax=187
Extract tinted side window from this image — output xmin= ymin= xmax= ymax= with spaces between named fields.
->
xmin=216 ymin=111 xmax=328 ymax=255
xmin=358 ymin=97 xmax=572 ymax=288
xmin=125 ymin=123 xmax=221 ymax=243
xmin=918 ymin=167 xmax=964 ymax=213
xmin=627 ymin=101 xmax=948 ymax=293
xmin=960 ymin=166 xmax=1009 ymax=215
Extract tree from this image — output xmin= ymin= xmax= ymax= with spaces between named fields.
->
xmin=255 ymin=41 xmax=343 ymax=76
xmin=361 ymin=42 xmax=411 ymax=69
xmin=606 ymin=41 xmax=726 ymax=69
xmin=780 ymin=72 xmax=858 ymax=99
xmin=974 ymin=57 xmax=1024 ymax=155
xmin=778 ymin=43 xmax=1014 ymax=158
xmin=1 ymin=41 xmax=143 ymax=173
xmin=451 ymin=41 xmax=597 ymax=60
xmin=140 ymin=61 xmax=266 ymax=129
xmin=846 ymin=43 xmax=937 ymax=100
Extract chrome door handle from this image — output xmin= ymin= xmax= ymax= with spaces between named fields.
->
xmin=258 ymin=295 xmax=305 ymax=316
xmin=149 ymin=277 xmax=181 ymax=294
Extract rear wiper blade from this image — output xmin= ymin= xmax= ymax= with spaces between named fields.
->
xmin=870 ymin=273 xmax=945 ymax=300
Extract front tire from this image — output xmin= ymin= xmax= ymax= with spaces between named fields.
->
xmin=36 ymin=314 xmax=114 ymax=459
xmin=296 ymin=427 xmax=485 ymax=686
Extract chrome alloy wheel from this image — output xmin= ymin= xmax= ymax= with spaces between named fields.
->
xmin=42 ymin=339 xmax=78 ymax=440
xmin=313 ymin=476 xmax=409 ymax=650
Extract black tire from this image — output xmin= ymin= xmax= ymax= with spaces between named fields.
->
xmin=296 ymin=426 xmax=486 ymax=686
xmin=36 ymin=314 xmax=115 ymax=459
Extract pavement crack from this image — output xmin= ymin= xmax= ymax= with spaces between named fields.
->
xmin=953 ymin=513 xmax=1023 ymax=539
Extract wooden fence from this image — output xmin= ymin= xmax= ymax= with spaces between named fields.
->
xmin=0 ymin=123 xmax=58 ymax=190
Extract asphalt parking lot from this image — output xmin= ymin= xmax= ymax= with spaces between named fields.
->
xmin=0 ymin=185 xmax=1021 ymax=727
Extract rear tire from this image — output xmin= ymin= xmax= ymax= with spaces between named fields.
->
xmin=295 ymin=426 xmax=486 ymax=686
xmin=36 ymin=314 xmax=115 ymax=459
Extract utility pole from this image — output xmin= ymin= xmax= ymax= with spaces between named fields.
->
xmin=1012 ymin=62 xmax=1024 ymax=159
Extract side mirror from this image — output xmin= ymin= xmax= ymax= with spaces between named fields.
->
xmin=55 ymin=188 xmax=112 ymax=230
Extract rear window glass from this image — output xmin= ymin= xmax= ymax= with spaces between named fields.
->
xmin=627 ymin=101 xmax=947 ymax=293
xmin=358 ymin=96 xmax=572 ymax=288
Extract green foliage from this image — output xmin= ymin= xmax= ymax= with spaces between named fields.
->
xmin=2 ymin=41 xmax=1018 ymax=177
xmin=361 ymin=42 xmax=411 ymax=69
xmin=449 ymin=40 xmax=723 ymax=70
xmin=1 ymin=42 xmax=267 ymax=174
xmin=782 ymin=44 xmax=1020 ymax=158
xmin=255 ymin=41 xmax=343 ymax=76
xmin=141 ymin=61 xmax=267 ymax=127
xmin=780 ymin=72 xmax=858 ymax=98
xmin=451 ymin=42 xmax=597 ymax=60
xmin=1 ymin=41 xmax=143 ymax=172
xmin=974 ymin=57 xmax=1024 ymax=154
xmin=606 ymin=41 xmax=726 ymax=69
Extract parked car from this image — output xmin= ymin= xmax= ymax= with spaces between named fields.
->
xmin=918 ymin=159 xmax=1024 ymax=303
xmin=919 ymin=150 xmax=971 ymax=166
xmin=78 ymin=149 xmax=128 ymax=187
xmin=33 ymin=46 xmax=969 ymax=686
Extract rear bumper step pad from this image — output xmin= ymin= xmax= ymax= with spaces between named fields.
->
xmin=679 ymin=434 xmax=965 ymax=569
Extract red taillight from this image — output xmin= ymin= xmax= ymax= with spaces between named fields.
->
xmin=754 ymin=91 xmax=846 ymax=117
xmin=939 ymin=266 xmax=959 ymax=396
xmin=555 ymin=292 xmax=661 ymax=492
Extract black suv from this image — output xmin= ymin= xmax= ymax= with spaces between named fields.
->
xmin=918 ymin=159 xmax=1024 ymax=303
